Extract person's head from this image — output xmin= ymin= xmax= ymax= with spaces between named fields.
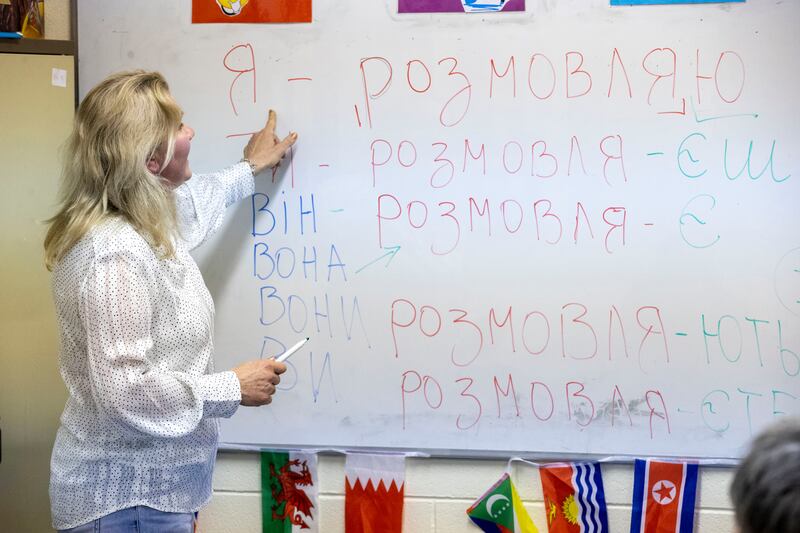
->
xmin=730 ymin=418 xmax=800 ymax=533
xmin=45 ymin=70 xmax=193 ymax=270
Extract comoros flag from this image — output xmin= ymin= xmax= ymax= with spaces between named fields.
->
xmin=260 ymin=451 xmax=319 ymax=532
xmin=467 ymin=473 xmax=539 ymax=533
xmin=630 ymin=459 xmax=699 ymax=533
xmin=539 ymin=463 xmax=609 ymax=533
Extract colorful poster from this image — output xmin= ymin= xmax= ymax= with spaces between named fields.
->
xmin=611 ymin=0 xmax=743 ymax=5
xmin=399 ymin=0 xmax=525 ymax=14
xmin=192 ymin=0 xmax=311 ymax=23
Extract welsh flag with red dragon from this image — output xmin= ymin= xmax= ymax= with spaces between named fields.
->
xmin=260 ymin=451 xmax=319 ymax=532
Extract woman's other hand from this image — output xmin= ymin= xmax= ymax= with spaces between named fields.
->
xmin=232 ymin=359 xmax=288 ymax=406
xmin=243 ymin=109 xmax=298 ymax=174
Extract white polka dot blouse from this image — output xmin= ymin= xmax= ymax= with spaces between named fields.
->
xmin=49 ymin=163 xmax=254 ymax=530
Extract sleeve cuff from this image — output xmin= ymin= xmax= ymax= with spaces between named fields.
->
xmin=200 ymin=371 xmax=241 ymax=419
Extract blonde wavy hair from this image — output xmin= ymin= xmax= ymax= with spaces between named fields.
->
xmin=44 ymin=70 xmax=183 ymax=270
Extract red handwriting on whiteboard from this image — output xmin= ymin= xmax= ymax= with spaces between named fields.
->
xmin=377 ymin=195 xmax=628 ymax=255
xmin=223 ymin=43 xmax=256 ymax=116
xmin=400 ymin=372 xmax=673 ymax=435
xmin=354 ymin=48 xmax=746 ymax=127
xmin=367 ymin=136 xmax=627 ymax=189
xmin=390 ymin=299 xmax=670 ymax=366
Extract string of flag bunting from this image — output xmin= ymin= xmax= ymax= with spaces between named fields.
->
xmin=258 ymin=451 xmax=702 ymax=532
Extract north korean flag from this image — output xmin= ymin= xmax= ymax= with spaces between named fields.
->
xmin=630 ymin=459 xmax=699 ymax=533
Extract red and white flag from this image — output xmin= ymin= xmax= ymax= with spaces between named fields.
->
xmin=345 ymin=453 xmax=405 ymax=533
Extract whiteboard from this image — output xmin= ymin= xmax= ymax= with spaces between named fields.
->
xmin=78 ymin=0 xmax=799 ymax=460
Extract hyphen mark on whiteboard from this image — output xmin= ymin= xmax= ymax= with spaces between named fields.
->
xmin=355 ymin=246 xmax=401 ymax=274
xmin=647 ymin=152 xmax=664 ymax=156
xmin=288 ymin=77 xmax=312 ymax=82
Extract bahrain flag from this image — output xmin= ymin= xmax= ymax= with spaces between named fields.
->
xmin=345 ymin=453 xmax=405 ymax=533
xmin=630 ymin=459 xmax=699 ymax=533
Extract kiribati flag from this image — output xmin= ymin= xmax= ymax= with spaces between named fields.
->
xmin=630 ymin=459 xmax=699 ymax=533
xmin=539 ymin=463 xmax=609 ymax=533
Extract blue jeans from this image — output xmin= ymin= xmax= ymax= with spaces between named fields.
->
xmin=57 ymin=506 xmax=196 ymax=532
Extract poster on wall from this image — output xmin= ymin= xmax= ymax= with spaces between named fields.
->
xmin=399 ymin=0 xmax=525 ymax=14
xmin=0 ymin=0 xmax=44 ymax=37
xmin=192 ymin=0 xmax=311 ymax=23
xmin=611 ymin=0 xmax=743 ymax=5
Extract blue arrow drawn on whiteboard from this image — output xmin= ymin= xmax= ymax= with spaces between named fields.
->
xmin=355 ymin=246 xmax=401 ymax=274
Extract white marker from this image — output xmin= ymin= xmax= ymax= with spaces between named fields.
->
xmin=274 ymin=337 xmax=309 ymax=363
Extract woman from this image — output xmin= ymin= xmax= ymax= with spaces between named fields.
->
xmin=44 ymin=70 xmax=296 ymax=532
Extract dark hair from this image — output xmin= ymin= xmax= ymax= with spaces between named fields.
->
xmin=730 ymin=418 xmax=800 ymax=533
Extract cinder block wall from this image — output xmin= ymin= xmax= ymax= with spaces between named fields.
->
xmin=198 ymin=453 xmax=737 ymax=532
